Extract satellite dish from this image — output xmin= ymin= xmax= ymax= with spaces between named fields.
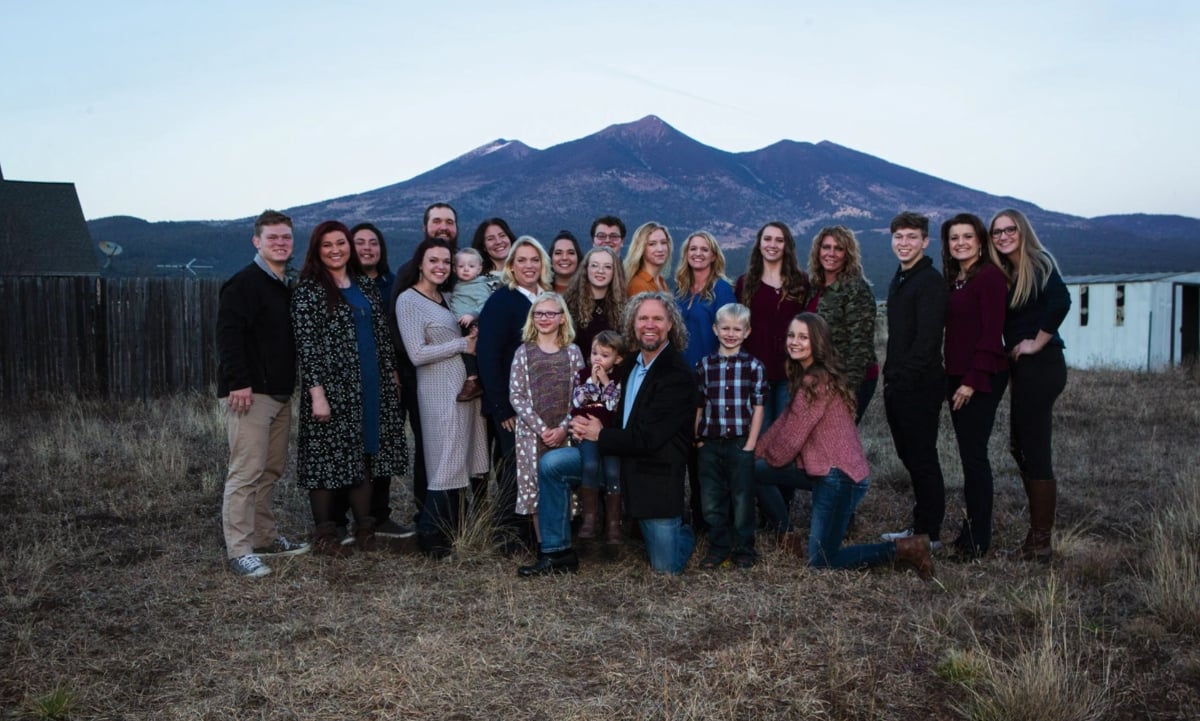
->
xmin=98 ymin=241 xmax=123 ymax=269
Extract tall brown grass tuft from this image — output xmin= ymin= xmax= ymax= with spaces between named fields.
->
xmin=1142 ymin=471 xmax=1200 ymax=633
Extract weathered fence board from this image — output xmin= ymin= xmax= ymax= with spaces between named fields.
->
xmin=0 ymin=276 xmax=223 ymax=399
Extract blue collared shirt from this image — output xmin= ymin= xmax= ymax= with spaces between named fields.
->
xmin=622 ymin=343 xmax=667 ymax=428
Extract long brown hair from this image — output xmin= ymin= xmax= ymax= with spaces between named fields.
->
xmin=785 ymin=313 xmax=856 ymax=415
xmin=565 ymin=247 xmax=627 ymax=331
xmin=940 ymin=213 xmax=995 ymax=287
xmin=300 ymin=220 xmax=362 ymax=312
xmin=807 ymin=225 xmax=865 ymax=294
xmin=740 ymin=221 xmax=809 ymax=306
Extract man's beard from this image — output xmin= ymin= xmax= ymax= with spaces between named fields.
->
xmin=637 ymin=336 xmax=665 ymax=353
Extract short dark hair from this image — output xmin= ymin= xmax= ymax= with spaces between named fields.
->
xmin=254 ymin=209 xmax=292 ymax=236
xmin=349 ymin=222 xmax=389 ymax=276
xmin=589 ymin=215 xmax=626 ymax=240
xmin=423 ymin=202 xmax=457 ymax=230
xmin=889 ymin=211 xmax=929 ymax=236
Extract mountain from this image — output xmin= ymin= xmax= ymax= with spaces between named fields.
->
xmin=88 ymin=115 xmax=1200 ymax=293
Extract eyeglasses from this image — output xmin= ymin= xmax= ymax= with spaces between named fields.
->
xmin=532 ymin=311 xmax=562 ymax=319
xmin=991 ymin=225 xmax=1019 ymax=239
xmin=593 ymin=233 xmax=623 ymax=242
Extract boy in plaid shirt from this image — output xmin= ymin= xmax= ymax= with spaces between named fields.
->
xmin=695 ymin=303 xmax=767 ymax=569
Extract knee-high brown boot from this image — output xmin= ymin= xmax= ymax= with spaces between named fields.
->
xmin=578 ymin=488 xmax=600 ymax=540
xmin=1021 ymin=479 xmax=1056 ymax=563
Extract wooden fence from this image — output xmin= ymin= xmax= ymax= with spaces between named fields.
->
xmin=0 ymin=276 xmax=223 ymax=399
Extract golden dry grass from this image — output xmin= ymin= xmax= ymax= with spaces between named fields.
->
xmin=1 ymin=366 xmax=1198 ymax=720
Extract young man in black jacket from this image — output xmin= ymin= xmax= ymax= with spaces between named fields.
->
xmin=881 ymin=212 xmax=948 ymax=550
xmin=217 ymin=210 xmax=310 ymax=578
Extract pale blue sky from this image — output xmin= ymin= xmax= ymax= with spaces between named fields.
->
xmin=2 ymin=0 xmax=1197 ymax=221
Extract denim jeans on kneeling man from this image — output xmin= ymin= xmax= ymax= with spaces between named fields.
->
xmin=538 ymin=446 xmax=694 ymax=573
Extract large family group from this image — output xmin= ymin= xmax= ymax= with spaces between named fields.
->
xmin=217 ymin=202 xmax=1069 ymax=580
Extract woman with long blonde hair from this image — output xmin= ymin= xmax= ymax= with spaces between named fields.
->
xmin=624 ymin=221 xmax=673 ymax=295
xmin=989 ymin=208 xmax=1070 ymax=563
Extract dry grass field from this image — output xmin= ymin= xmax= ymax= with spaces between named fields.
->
xmin=2 ymin=365 xmax=1199 ymax=720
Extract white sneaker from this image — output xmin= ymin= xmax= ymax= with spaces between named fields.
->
xmin=230 ymin=554 xmax=272 ymax=578
xmin=880 ymin=527 xmax=914 ymax=542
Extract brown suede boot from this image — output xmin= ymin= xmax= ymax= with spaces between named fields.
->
xmin=578 ymin=488 xmax=600 ymax=540
xmin=1021 ymin=480 xmax=1056 ymax=563
xmin=895 ymin=534 xmax=934 ymax=580
xmin=354 ymin=516 xmax=378 ymax=552
xmin=314 ymin=522 xmax=353 ymax=558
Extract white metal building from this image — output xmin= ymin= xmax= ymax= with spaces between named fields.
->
xmin=1059 ymin=272 xmax=1200 ymax=371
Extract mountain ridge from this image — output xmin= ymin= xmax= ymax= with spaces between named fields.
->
xmin=88 ymin=115 xmax=1200 ymax=293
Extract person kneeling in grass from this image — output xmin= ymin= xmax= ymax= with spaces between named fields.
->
xmin=754 ymin=313 xmax=934 ymax=578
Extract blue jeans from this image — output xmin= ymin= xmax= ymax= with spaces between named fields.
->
xmin=759 ymin=380 xmax=791 ymax=433
xmin=639 ymin=517 xmax=695 ymax=575
xmin=579 ymin=439 xmax=621 ymax=493
xmin=537 ymin=447 xmax=581 ymax=554
xmin=754 ymin=458 xmax=814 ymax=533
xmin=539 ymin=446 xmax=694 ymax=574
xmin=808 ymin=469 xmax=894 ymax=569
xmin=698 ymin=437 xmax=756 ymax=556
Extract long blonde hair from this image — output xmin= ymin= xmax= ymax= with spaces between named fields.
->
xmin=623 ymin=222 xmax=673 ymax=285
xmin=674 ymin=231 xmax=729 ymax=302
xmin=989 ymin=209 xmax=1060 ymax=308
xmin=521 ymin=292 xmax=576 ymax=346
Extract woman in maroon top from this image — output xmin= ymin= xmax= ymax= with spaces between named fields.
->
xmin=736 ymin=221 xmax=810 ymax=428
xmin=940 ymin=213 xmax=1009 ymax=559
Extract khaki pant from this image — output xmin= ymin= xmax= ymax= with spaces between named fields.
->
xmin=221 ymin=394 xmax=291 ymax=558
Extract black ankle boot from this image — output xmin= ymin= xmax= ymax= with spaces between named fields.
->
xmin=517 ymin=549 xmax=579 ymax=577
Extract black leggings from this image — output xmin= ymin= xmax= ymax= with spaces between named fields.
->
xmin=1008 ymin=345 xmax=1067 ymax=480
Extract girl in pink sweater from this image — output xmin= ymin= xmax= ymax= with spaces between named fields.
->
xmin=754 ymin=313 xmax=933 ymax=578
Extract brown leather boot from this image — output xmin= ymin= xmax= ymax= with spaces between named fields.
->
xmin=895 ymin=534 xmax=933 ymax=580
xmin=354 ymin=516 xmax=378 ymax=552
xmin=1021 ymin=480 xmax=1056 ymax=563
xmin=456 ymin=377 xmax=483 ymax=402
xmin=578 ymin=488 xmax=600 ymax=540
xmin=314 ymin=522 xmax=353 ymax=558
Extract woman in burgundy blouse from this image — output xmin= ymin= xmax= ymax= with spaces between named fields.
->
xmin=736 ymin=221 xmax=810 ymax=428
xmin=940 ymin=213 xmax=1008 ymax=559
